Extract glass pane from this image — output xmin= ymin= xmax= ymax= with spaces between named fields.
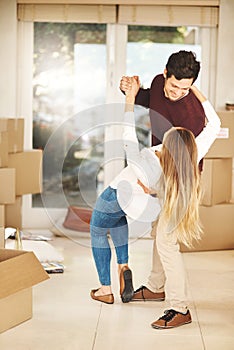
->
xmin=33 ymin=23 xmax=106 ymax=208
xmin=127 ymin=26 xmax=202 ymax=147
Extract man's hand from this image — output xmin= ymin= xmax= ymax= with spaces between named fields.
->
xmin=137 ymin=179 xmax=157 ymax=195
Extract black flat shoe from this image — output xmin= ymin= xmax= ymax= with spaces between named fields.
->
xmin=119 ymin=266 xmax=134 ymax=303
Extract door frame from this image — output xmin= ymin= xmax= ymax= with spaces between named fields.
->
xmin=19 ymin=22 xmax=127 ymax=229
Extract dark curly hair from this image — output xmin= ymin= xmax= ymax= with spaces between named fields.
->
xmin=165 ymin=51 xmax=200 ymax=83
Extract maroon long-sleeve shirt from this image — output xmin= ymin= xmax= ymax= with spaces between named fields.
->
xmin=135 ymin=74 xmax=206 ymax=146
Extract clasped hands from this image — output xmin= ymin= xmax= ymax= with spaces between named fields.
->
xmin=120 ymin=75 xmax=140 ymax=97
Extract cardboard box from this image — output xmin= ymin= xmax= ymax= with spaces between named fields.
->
xmin=0 ymin=119 xmax=7 ymax=132
xmin=0 ymin=248 xmax=49 ymax=333
xmin=232 ymin=159 xmax=234 ymax=200
xmin=0 ymin=131 xmax=8 ymax=168
xmin=0 ymin=118 xmax=24 ymax=153
xmin=181 ymin=203 xmax=234 ymax=252
xmin=8 ymin=150 xmax=42 ymax=195
xmin=200 ymin=158 xmax=232 ymax=206
xmin=205 ymin=111 xmax=234 ymax=158
xmin=0 ymin=207 xmax=4 ymax=248
xmin=5 ymin=196 xmax=22 ymax=229
xmin=0 ymin=227 xmax=4 ymax=249
xmin=0 ymin=168 xmax=15 ymax=204
xmin=0 ymin=205 xmax=4 ymax=226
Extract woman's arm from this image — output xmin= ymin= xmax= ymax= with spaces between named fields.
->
xmin=190 ymin=85 xmax=206 ymax=103
xmin=124 ymin=76 xmax=140 ymax=111
xmin=122 ymin=78 xmax=161 ymax=187
xmin=123 ymin=78 xmax=147 ymax=182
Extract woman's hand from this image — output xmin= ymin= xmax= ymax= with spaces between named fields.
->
xmin=120 ymin=76 xmax=132 ymax=92
xmin=123 ymin=76 xmax=140 ymax=111
xmin=190 ymin=85 xmax=207 ymax=103
xmin=125 ymin=76 xmax=140 ymax=98
xmin=125 ymin=76 xmax=140 ymax=107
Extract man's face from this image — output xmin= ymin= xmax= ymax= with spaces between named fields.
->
xmin=164 ymin=74 xmax=193 ymax=101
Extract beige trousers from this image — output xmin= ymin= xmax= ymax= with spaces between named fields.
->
xmin=145 ymin=220 xmax=188 ymax=313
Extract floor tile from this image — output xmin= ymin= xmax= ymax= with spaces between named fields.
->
xmin=0 ymin=235 xmax=233 ymax=350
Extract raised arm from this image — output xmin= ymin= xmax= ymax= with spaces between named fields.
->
xmin=125 ymin=76 xmax=140 ymax=111
xmin=122 ymin=77 xmax=140 ymax=145
xmin=122 ymin=78 xmax=161 ymax=187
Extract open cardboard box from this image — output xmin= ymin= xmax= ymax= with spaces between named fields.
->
xmin=0 ymin=248 xmax=49 ymax=333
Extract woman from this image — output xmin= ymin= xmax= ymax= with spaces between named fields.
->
xmin=90 ymin=78 xmax=220 ymax=327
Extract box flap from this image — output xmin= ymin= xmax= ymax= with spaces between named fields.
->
xmin=0 ymin=249 xmax=49 ymax=299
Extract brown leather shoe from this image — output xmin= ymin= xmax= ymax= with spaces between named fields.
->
xmin=90 ymin=289 xmax=114 ymax=304
xmin=131 ymin=285 xmax=165 ymax=301
xmin=151 ymin=309 xmax=192 ymax=329
xmin=119 ymin=266 xmax=134 ymax=303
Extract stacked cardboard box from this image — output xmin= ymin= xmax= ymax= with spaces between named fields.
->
xmin=0 ymin=118 xmax=46 ymax=333
xmin=0 ymin=118 xmax=42 ymax=247
xmin=181 ymin=111 xmax=234 ymax=252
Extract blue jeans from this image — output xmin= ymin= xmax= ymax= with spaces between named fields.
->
xmin=90 ymin=186 xmax=128 ymax=286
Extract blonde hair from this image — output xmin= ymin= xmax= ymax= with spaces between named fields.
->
xmin=157 ymin=127 xmax=202 ymax=247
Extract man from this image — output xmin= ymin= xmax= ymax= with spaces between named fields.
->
xmin=120 ymin=50 xmax=206 ymax=303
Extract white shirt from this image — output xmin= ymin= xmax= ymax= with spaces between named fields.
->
xmin=110 ymin=100 xmax=221 ymax=222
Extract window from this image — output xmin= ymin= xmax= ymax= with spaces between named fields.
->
xmin=33 ymin=23 xmax=106 ymax=209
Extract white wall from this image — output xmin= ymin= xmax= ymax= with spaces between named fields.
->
xmin=0 ymin=0 xmax=17 ymax=116
xmin=1 ymin=1 xmax=233 ymax=117
xmin=215 ymin=0 xmax=234 ymax=110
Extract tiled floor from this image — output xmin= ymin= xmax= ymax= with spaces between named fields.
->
xmin=0 ymin=234 xmax=234 ymax=350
